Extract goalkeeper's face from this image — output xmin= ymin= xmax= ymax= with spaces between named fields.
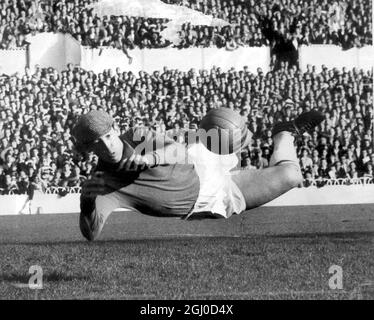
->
xmin=89 ymin=126 xmax=123 ymax=164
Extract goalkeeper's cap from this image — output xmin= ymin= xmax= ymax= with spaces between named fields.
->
xmin=72 ymin=110 xmax=114 ymax=149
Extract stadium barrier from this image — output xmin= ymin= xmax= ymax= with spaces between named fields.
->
xmin=29 ymin=191 xmax=81 ymax=214
xmin=0 ymin=194 xmax=28 ymax=215
xmin=304 ymin=177 xmax=374 ymax=187
xmin=80 ymin=46 xmax=271 ymax=73
xmin=266 ymin=184 xmax=374 ymax=207
xmin=0 ymin=48 xmax=27 ymax=75
xmin=1 ymin=34 xmax=373 ymax=75
xmin=2 ymin=33 xmax=271 ymax=74
xmin=1 ymin=178 xmax=373 ymax=215
xmin=0 ymin=33 xmax=271 ymax=74
xmin=299 ymin=45 xmax=373 ymax=72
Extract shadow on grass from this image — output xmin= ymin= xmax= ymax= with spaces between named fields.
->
xmin=2 ymin=231 xmax=374 ymax=246
xmin=0 ymin=235 xmax=240 ymax=246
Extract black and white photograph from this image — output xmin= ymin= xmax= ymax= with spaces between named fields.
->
xmin=0 ymin=0 xmax=373 ymax=304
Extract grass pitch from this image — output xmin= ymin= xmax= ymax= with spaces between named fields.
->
xmin=0 ymin=208 xmax=373 ymax=300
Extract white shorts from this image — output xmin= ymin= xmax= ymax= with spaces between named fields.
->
xmin=187 ymin=142 xmax=246 ymax=219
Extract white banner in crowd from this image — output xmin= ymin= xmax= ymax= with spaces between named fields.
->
xmin=328 ymin=1 xmax=346 ymax=32
xmin=89 ymin=0 xmax=230 ymax=44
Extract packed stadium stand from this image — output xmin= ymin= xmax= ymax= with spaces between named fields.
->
xmin=0 ymin=0 xmax=371 ymax=50
xmin=0 ymin=0 xmax=372 ymax=196
xmin=164 ymin=0 xmax=372 ymax=49
xmin=0 ymin=62 xmax=372 ymax=194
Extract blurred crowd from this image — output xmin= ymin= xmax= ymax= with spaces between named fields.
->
xmin=0 ymin=0 xmax=371 ymax=50
xmin=167 ymin=0 xmax=372 ymax=50
xmin=0 ymin=63 xmax=372 ymax=194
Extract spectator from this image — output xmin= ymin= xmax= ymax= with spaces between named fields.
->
xmin=300 ymin=148 xmax=313 ymax=171
xmin=252 ymin=148 xmax=269 ymax=169
xmin=0 ymin=0 xmax=371 ymax=50
xmin=0 ymin=63 xmax=372 ymax=193
xmin=363 ymin=163 xmax=373 ymax=178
